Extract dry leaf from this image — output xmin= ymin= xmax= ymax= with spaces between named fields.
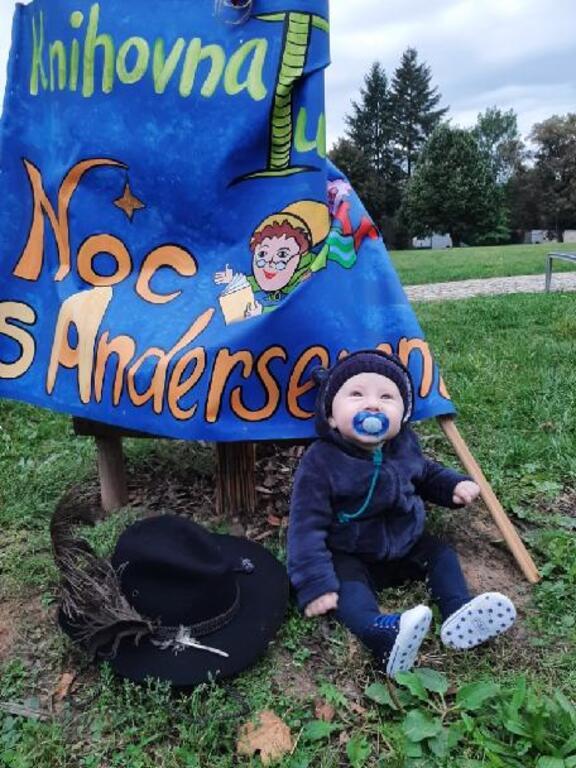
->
xmin=314 ymin=699 xmax=335 ymax=722
xmin=53 ymin=672 xmax=76 ymax=702
xmin=348 ymin=701 xmax=367 ymax=716
xmin=237 ymin=710 xmax=293 ymax=765
xmin=266 ymin=514 xmax=282 ymax=527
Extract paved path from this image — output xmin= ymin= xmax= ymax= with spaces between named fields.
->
xmin=404 ymin=271 xmax=576 ymax=302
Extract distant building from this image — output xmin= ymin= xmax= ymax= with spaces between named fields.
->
xmin=563 ymin=230 xmax=576 ymax=244
xmin=524 ymin=230 xmax=556 ymax=244
xmin=412 ymin=233 xmax=453 ymax=249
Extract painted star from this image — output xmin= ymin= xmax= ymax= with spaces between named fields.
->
xmin=114 ymin=183 xmax=145 ymax=220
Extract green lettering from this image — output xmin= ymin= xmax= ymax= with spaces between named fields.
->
xmin=116 ymin=37 xmax=150 ymax=85
xmin=153 ymin=37 xmax=185 ymax=94
xmin=294 ymin=107 xmax=326 ymax=158
xmin=70 ymin=40 xmax=80 ymax=91
xmin=179 ymin=39 xmax=225 ymax=98
xmin=30 ymin=12 xmax=48 ymax=96
xmin=49 ymin=41 xmax=67 ymax=91
xmin=70 ymin=11 xmax=84 ymax=28
xmin=224 ymin=38 xmax=267 ymax=101
xmin=83 ymin=3 xmax=115 ymax=97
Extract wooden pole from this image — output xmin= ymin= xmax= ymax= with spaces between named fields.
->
xmin=437 ymin=416 xmax=539 ymax=584
xmin=216 ymin=442 xmax=256 ymax=522
xmin=95 ymin=435 xmax=129 ymax=515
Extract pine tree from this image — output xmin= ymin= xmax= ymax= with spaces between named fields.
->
xmin=342 ymin=62 xmax=403 ymax=233
xmin=390 ymin=48 xmax=448 ymax=178
xmin=344 ymin=62 xmax=396 ymax=182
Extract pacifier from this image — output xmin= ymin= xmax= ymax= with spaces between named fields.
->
xmin=352 ymin=411 xmax=389 ymax=437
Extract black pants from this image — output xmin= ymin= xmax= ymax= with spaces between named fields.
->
xmin=332 ymin=533 xmax=471 ymax=642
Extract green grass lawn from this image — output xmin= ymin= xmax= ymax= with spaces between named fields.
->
xmin=1 ymin=293 xmax=576 ymax=767
xmin=391 ymin=242 xmax=576 ymax=286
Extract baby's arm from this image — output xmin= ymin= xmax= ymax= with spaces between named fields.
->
xmin=408 ymin=430 xmax=478 ymax=508
xmin=287 ymin=447 xmax=339 ymax=614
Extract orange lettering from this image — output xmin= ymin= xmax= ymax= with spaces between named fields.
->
xmin=136 ymin=245 xmax=197 ymax=304
xmin=230 ymin=345 xmax=287 ymax=421
xmin=14 ymin=158 xmax=125 ymax=281
xmin=77 ymin=234 xmax=132 ymax=286
xmin=206 ymin=348 xmax=253 ymax=423
xmin=286 ymin=345 xmax=329 ymax=419
xmin=94 ymin=331 xmax=136 ymax=404
xmin=397 ymin=337 xmax=434 ymax=398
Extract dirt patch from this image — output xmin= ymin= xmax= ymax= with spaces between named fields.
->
xmin=0 ymin=595 xmax=52 ymax=664
xmin=441 ymin=505 xmax=536 ymax=649
xmin=536 ymin=488 xmax=576 ymax=519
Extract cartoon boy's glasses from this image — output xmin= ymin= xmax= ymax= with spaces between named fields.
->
xmin=255 ymin=252 xmax=297 ymax=271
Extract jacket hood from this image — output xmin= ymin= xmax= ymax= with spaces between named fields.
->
xmin=314 ymin=373 xmax=408 ymax=459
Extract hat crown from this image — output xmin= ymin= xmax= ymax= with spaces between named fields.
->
xmin=112 ymin=516 xmax=237 ymax=628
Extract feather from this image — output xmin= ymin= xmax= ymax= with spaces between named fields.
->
xmin=51 ymin=499 xmax=155 ymax=657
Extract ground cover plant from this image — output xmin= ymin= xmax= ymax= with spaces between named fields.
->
xmin=1 ymin=291 xmax=575 ymax=767
xmin=391 ymin=243 xmax=576 ymax=286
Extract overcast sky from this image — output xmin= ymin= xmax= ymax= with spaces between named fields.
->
xmin=1 ymin=0 xmax=574 ymax=146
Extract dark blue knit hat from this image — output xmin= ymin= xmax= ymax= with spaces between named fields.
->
xmin=320 ymin=350 xmax=414 ymax=422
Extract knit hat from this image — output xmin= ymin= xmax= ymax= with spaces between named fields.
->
xmin=319 ymin=350 xmax=414 ymax=423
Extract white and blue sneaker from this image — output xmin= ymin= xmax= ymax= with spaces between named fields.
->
xmin=441 ymin=592 xmax=516 ymax=650
xmin=366 ymin=605 xmax=432 ymax=678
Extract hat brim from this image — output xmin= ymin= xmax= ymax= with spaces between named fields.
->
xmin=58 ymin=534 xmax=288 ymax=688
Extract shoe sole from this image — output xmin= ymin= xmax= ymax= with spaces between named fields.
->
xmin=386 ymin=605 xmax=432 ymax=678
xmin=441 ymin=592 xmax=516 ymax=650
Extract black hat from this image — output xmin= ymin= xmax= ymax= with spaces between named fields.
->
xmin=57 ymin=515 xmax=288 ymax=687
xmin=319 ymin=349 xmax=414 ymax=422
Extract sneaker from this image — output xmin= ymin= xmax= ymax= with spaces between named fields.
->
xmin=441 ymin=592 xmax=516 ymax=650
xmin=366 ymin=605 xmax=432 ymax=678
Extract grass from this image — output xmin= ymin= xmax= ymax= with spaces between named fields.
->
xmin=1 ymin=292 xmax=576 ymax=766
xmin=390 ymin=242 xmax=576 ymax=285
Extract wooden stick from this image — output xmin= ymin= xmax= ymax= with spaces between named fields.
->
xmin=216 ymin=442 xmax=256 ymax=522
xmin=438 ymin=415 xmax=540 ymax=584
xmin=95 ymin=435 xmax=129 ymax=515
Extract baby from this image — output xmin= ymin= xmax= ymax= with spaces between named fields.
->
xmin=287 ymin=350 xmax=516 ymax=678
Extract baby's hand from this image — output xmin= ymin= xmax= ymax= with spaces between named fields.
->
xmin=453 ymin=480 xmax=480 ymax=506
xmin=304 ymin=592 xmax=339 ymax=617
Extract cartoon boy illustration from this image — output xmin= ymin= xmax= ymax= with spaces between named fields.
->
xmin=214 ymin=200 xmax=330 ymax=323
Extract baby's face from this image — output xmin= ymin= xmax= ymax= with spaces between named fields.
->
xmin=328 ymin=372 xmax=405 ymax=449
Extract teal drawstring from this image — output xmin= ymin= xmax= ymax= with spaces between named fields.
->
xmin=337 ymin=447 xmax=383 ymax=524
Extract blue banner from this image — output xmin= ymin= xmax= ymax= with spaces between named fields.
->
xmin=0 ymin=0 xmax=454 ymax=440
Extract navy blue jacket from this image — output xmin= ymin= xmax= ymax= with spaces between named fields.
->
xmin=287 ymin=422 xmax=469 ymax=610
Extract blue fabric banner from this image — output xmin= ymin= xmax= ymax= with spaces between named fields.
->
xmin=0 ymin=0 xmax=455 ymax=440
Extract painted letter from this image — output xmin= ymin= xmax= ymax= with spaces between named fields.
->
xmin=30 ymin=12 xmax=48 ymax=95
xmin=83 ymin=3 xmax=115 ymax=97
xmin=136 ymin=245 xmax=197 ymax=304
xmin=0 ymin=302 xmax=36 ymax=379
xmin=224 ymin=38 xmax=268 ymax=101
xmin=13 ymin=158 xmax=125 ymax=282
xmin=47 ymin=287 xmax=113 ymax=403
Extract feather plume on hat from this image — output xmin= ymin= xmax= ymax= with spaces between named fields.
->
xmin=51 ymin=499 xmax=155 ymax=658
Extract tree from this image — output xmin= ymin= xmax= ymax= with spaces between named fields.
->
xmin=530 ymin=114 xmax=576 ymax=240
xmin=344 ymin=62 xmax=396 ymax=180
xmin=390 ymin=48 xmax=448 ymax=179
xmin=402 ymin=124 xmax=500 ymax=247
xmin=473 ymin=107 xmax=525 ymax=184
xmin=505 ymin=166 xmax=542 ymax=237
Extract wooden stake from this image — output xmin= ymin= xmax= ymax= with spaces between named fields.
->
xmin=438 ymin=415 xmax=540 ymax=584
xmin=216 ymin=442 xmax=256 ymax=521
xmin=95 ymin=435 xmax=129 ymax=515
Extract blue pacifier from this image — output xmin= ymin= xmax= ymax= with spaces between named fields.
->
xmin=352 ymin=411 xmax=390 ymax=437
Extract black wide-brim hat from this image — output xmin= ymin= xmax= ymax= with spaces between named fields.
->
xmin=58 ymin=516 xmax=289 ymax=688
